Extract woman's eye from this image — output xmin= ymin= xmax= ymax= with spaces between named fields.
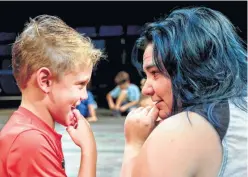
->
xmin=151 ymin=70 xmax=159 ymax=75
xmin=151 ymin=70 xmax=160 ymax=78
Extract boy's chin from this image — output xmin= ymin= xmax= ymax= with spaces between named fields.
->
xmin=56 ymin=117 xmax=71 ymax=127
xmin=54 ymin=120 xmax=67 ymax=127
xmin=64 ymin=119 xmax=73 ymax=127
xmin=57 ymin=120 xmax=68 ymax=127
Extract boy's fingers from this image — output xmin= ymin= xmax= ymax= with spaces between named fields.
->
xmin=72 ymin=109 xmax=84 ymax=121
xmin=66 ymin=125 xmax=75 ymax=134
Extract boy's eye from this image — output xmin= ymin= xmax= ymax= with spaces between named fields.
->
xmin=78 ymin=83 xmax=87 ymax=90
xmin=78 ymin=86 xmax=82 ymax=90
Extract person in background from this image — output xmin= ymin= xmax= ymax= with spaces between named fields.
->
xmin=106 ymin=71 xmax=140 ymax=117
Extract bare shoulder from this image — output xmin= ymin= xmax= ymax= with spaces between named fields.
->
xmin=133 ymin=112 xmax=222 ymax=177
xmin=152 ymin=111 xmax=219 ymax=138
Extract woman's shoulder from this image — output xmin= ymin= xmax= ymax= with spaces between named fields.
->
xmin=157 ymin=111 xmax=210 ymax=127
xmin=147 ymin=111 xmax=222 ymax=156
xmin=136 ymin=111 xmax=222 ymax=176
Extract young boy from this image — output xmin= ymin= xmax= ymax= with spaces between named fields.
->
xmin=106 ymin=71 xmax=140 ymax=116
xmin=0 ymin=15 xmax=103 ymax=177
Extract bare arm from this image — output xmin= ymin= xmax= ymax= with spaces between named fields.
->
xmin=115 ymin=91 xmax=127 ymax=109
xmin=87 ymin=105 xmax=98 ymax=121
xmin=121 ymin=112 xmax=222 ymax=177
xmin=120 ymin=106 xmax=158 ymax=177
xmin=106 ymin=93 xmax=115 ymax=109
xmin=67 ymin=109 xmax=97 ymax=177
xmin=120 ymin=145 xmax=140 ymax=177
xmin=78 ymin=146 xmax=97 ymax=177
xmin=88 ymin=105 xmax=97 ymax=117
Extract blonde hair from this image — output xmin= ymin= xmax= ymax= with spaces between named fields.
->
xmin=12 ymin=15 xmax=104 ymax=89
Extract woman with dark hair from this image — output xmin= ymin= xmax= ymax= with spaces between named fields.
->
xmin=121 ymin=7 xmax=247 ymax=177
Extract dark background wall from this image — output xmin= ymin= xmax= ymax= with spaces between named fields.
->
xmin=0 ymin=1 xmax=247 ymax=108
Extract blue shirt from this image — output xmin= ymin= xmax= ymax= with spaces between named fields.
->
xmin=77 ymin=91 xmax=96 ymax=117
xmin=110 ymin=84 xmax=141 ymax=102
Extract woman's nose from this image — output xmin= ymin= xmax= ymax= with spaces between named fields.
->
xmin=142 ymin=81 xmax=154 ymax=96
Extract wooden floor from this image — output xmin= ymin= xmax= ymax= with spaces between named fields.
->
xmin=0 ymin=108 xmax=125 ymax=177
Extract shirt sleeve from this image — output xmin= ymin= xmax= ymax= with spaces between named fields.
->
xmin=7 ymin=130 xmax=67 ymax=177
xmin=110 ymin=86 xmax=121 ymax=99
xmin=128 ymin=85 xmax=141 ymax=101
xmin=87 ymin=91 xmax=95 ymax=105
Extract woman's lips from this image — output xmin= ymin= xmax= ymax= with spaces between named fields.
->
xmin=155 ymin=101 xmax=162 ymax=108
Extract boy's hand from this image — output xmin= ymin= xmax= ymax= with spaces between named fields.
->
xmin=66 ymin=109 xmax=96 ymax=152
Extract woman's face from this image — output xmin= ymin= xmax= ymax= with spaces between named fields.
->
xmin=142 ymin=44 xmax=173 ymax=119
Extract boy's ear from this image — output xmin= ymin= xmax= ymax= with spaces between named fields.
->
xmin=36 ymin=67 xmax=53 ymax=94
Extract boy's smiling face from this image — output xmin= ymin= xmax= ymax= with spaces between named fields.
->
xmin=47 ymin=65 xmax=93 ymax=126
